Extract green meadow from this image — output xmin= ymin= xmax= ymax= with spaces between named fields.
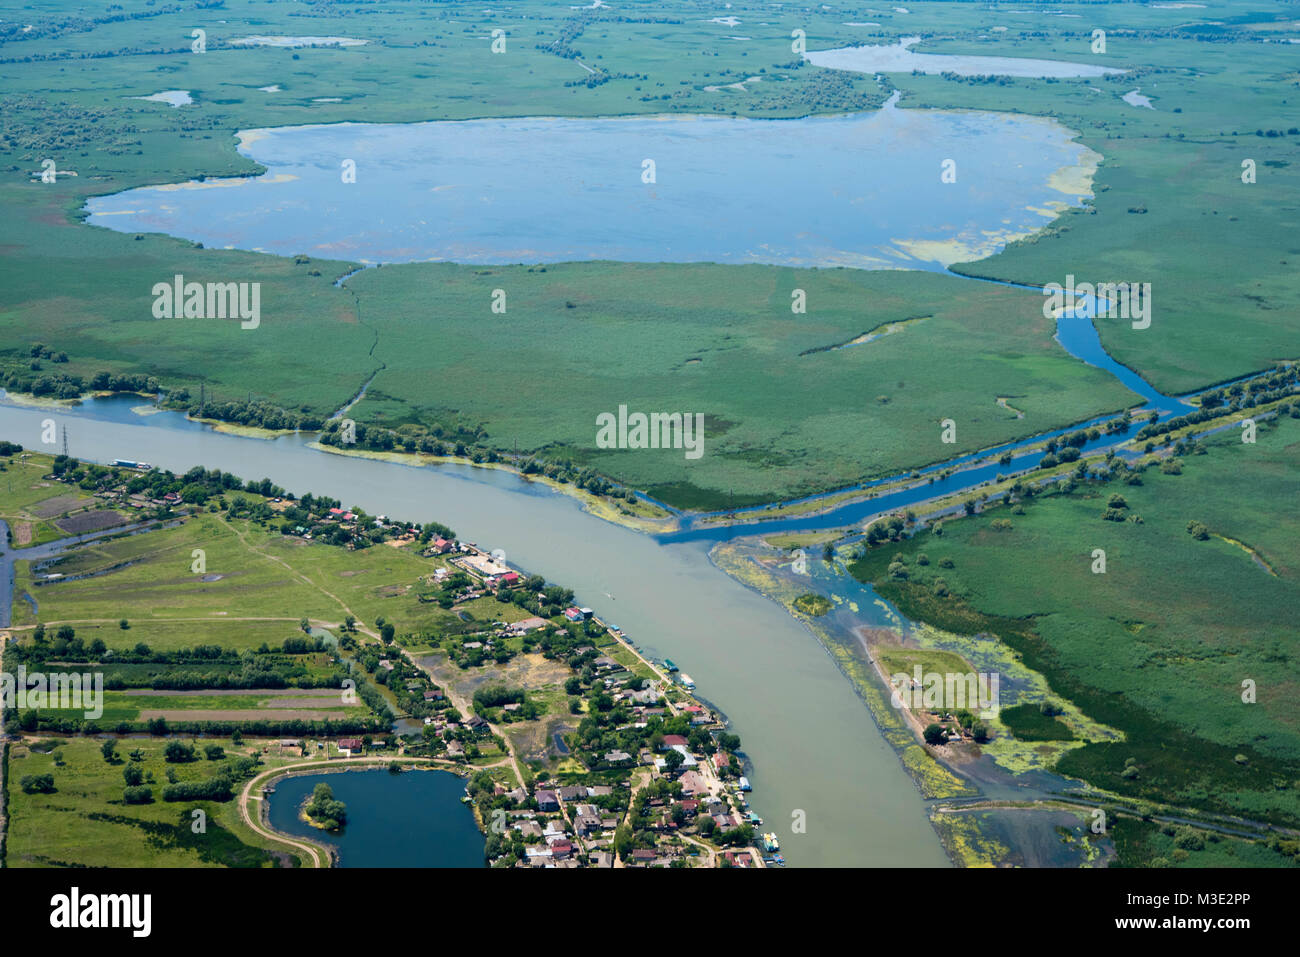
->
xmin=4 ymin=735 xmax=294 ymax=867
xmin=851 ymin=412 xmax=1300 ymax=826
xmin=10 ymin=509 xmax=472 ymax=644
xmin=2 ymin=1 xmax=1296 ymax=506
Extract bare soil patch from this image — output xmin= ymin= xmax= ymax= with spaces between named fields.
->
xmin=138 ymin=709 xmax=344 ymax=722
xmin=55 ymin=510 xmax=128 ymax=534
xmin=31 ymin=494 xmax=93 ymax=518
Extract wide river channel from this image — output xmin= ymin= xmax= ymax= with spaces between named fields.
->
xmin=0 ymin=394 xmax=951 ymax=866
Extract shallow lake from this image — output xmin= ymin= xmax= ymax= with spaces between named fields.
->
xmin=265 ymin=768 xmax=483 ymax=867
xmin=87 ymin=106 xmax=1096 ymax=270
xmin=806 ymin=37 xmax=1124 ymax=79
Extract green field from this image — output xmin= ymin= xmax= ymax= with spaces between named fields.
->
xmin=851 ymin=412 xmax=1300 ymax=826
xmin=2 ymin=1 xmax=1296 ymax=506
xmin=4 ymin=736 xmax=295 ymax=867
xmin=10 ymin=509 xmax=470 ymax=642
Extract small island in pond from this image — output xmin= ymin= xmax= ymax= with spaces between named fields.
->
xmin=302 ymin=782 xmax=347 ymax=831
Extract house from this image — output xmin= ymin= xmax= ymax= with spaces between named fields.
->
xmin=536 ymin=790 xmax=560 ymax=812
xmin=631 ymin=849 xmax=657 ymax=866
xmin=337 ymin=737 xmax=363 ymax=755
xmin=423 ymin=690 xmax=444 ymax=701
xmin=550 ymin=840 xmax=574 ymax=860
xmin=712 ymin=752 xmax=730 ymax=772
xmin=466 ymin=715 xmax=489 ymax=733
xmin=592 ymin=851 xmax=614 ymax=868
xmin=512 ymin=617 xmax=550 ymax=634
xmin=428 ymin=537 xmax=455 ymax=555
xmin=678 ymin=770 xmax=708 ymax=797
xmin=605 ymin=750 xmax=632 ymax=764
xmin=660 ymin=734 xmax=689 ymax=750
xmin=445 ymin=739 xmax=465 ymax=757
xmin=557 ymin=785 xmax=588 ymax=802
xmin=563 ymin=606 xmax=584 ymax=622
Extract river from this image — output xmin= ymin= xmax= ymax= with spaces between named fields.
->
xmin=0 ymin=395 xmax=949 ymax=867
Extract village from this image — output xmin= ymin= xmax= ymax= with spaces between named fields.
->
xmin=339 ymin=537 xmax=776 ymax=868
xmin=16 ymin=454 xmax=775 ymax=867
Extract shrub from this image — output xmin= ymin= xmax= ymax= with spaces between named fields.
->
xmin=164 ymin=741 xmax=197 ymax=763
xmin=20 ymin=774 xmax=56 ymax=794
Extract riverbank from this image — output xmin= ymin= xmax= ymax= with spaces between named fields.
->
xmin=304 ymin=440 xmax=677 ymax=535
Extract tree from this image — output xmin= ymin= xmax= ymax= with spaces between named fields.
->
xmin=164 ymin=741 xmax=196 ymax=763
xmin=663 ymin=749 xmax=685 ymax=774
xmin=20 ymin=774 xmax=55 ymax=794
xmin=123 ymin=764 xmax=144 ymax=786
xmin=305 ymin=782 xmax=348 ymax=829
xmin=613 ymin=824 xmax=634 ymax=860
xmin=923 ymin=724 xmax=946 ymax=746
xmin=101 ymin=739 xmax=119 ymax=763
xmin=299 ymin=616 xmax=311 ymax=634
xmin=344 ymin=615 xmax=356 ymax=633
xmin=118 ymin=618 xmax=130 ymax=630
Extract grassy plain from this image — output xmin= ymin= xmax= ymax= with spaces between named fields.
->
xmin=10 ymin=509 xmax=472 ymax=643
xmin=850 ymin=413 xmax=1300 ymax=825
xmin=4 ymin=1 xmax=1295 ymax=506
xmin=4 ymin=735 xmax=296 ymax=867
